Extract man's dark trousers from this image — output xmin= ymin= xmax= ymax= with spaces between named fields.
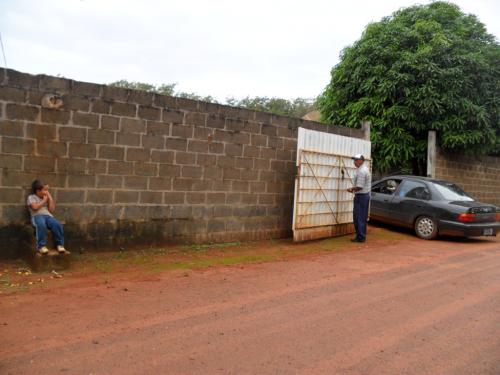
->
xmin=353 ymin=193 xmax=370 ymax=241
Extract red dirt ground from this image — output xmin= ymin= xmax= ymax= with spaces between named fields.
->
xmin=1 ymin=226 xmax=499 ymax=374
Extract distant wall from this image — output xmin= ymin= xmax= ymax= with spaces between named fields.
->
xmin=0 ymin=69 xmax=366 ymax=257
xmin=434 ymin=149 xmax=500 ymax=206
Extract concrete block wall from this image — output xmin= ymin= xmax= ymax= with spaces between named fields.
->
xmin=435 ymin=150 xmax=500 ymax=206
xmin=0 ymin=69 xmax=365 ymax=257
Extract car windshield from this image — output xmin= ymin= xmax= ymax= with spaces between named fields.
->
xmin=431 ymin=182 xmax=474 ymax=201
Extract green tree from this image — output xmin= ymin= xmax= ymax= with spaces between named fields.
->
xmin=226 ymin=96 xmax=316 ymax=118
xmin=318 ymin=1 xmax=500 ymax=174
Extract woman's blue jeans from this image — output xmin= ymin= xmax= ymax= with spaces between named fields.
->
xmin=32 ymin=215 xmax=64 ymax=249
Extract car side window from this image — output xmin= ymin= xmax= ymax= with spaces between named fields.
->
xmin=398 ymin=180 xmax=431 ymax=200
xmin=372 ymin=179 xmax=401 ymax=195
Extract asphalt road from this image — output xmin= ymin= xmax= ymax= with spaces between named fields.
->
xmin=1 ymin=233 xmax=499 ymax=374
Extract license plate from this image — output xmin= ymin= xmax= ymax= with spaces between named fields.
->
xmin=483 ymin=228 xmax=494 ymax=236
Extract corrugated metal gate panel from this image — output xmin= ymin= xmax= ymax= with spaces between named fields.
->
xmin=293 ymin=128 xmax=371 ymax=242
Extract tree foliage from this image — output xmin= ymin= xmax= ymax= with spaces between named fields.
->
xmin=318 ymin=1 xmax=500 ymax=174
xmin=110 ymin=81 xmax=316 ymax=119
xmin=226 ymin=96 xmax=315 ymax=118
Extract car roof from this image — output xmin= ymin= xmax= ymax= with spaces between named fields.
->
xmin=382 ymin=175 xmax=452 ymax=184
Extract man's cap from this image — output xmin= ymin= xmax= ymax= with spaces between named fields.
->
xmin=352 ymin=154 xmax=365 ymax=161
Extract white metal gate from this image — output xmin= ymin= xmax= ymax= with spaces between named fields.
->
xmin=292 ymin=128 xmax=371 ymax=242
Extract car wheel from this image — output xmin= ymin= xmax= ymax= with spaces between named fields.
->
xmin=414 ymin=216 xmax=438 ymax=240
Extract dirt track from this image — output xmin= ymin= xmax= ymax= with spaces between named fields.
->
xmin=1 ymin=229 xmax=499 ymax=375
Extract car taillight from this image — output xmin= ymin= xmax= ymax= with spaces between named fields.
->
xmin=458 ymin=213 xmax=476 ymax=223
xmin=496 ymin=212 xmax=500 ymax=222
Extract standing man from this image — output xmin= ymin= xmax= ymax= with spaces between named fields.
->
xmin=347 ymin=154 xmax=372 ymax=242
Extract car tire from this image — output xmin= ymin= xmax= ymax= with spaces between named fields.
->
xmin=414 ymin=215 xmax=438 ymax=240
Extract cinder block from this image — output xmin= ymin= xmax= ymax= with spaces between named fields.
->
xmin=172 ymin=178 xmax=195 ymax=191
xmin=276 ymin=150 xmax=292 ymax=161
xmin=243 ymin=145 xmax=260 ymax=158
xmin=164 ymin=192 xmax=185 ymax=204
xmin=0 ymin=154 xmax=23 ymax=169
xmin=37 ymin=141 xmax=67 ymax=157
xmin=41 ymin=108 xmax=71 ymax=124
xmin=171 ymin=205 xmax=192 ymax=219
xmin=123 ymin=176 xmax=148 ymax=190
xmin=225 ymin=118 xmax=244 ymax=131
xmin=217 ymin=156 xmax=235 ymax=168
xmin=268 ymin=137 xmax=284 ymax=149
xmin=114 ymin=190 xmax=139 ymax=203
xmin=72 ymin=81 xmax=101 ymax=96
xmin=225 ymin=143 xmax=243 ymax=157
xmin=196 ymin=153 xmax=217 ymax=166
xmin=26 ymin=123 xmax=57 ymax=140
xmin=176 ymin=98 xmax=198 ymax=112
xmin=213 ymin=180 xmax=232 ymax=192
xmin=209 ymin=142 xmax=224 ymax=154
xmin=147 ymin=121 xmax=170 ymax=136
xmin=149 ymin=177 xmax=172 ymax=191
xmin=56 ymin=189 xmax=85 ymax=204
xmin=99 ymin=145 xmax=125 ymax=160
xmin=182 ymin=166 xmax=202 ymax=178
xmin=250 ymin=181 xmax=266 ymax=193
xmin=0 ymin=188 xmax=23 ymax=203
xmin=140 ymin=191 xmax=163 ymax=204
xmin=241 ymin=194 xmax=258 ymax=204
xmin=97 ymin=175 xmax=123 ymax=188
xmin=154 ymin=94 xmax=176 ymax=109
xmin=223 ymin=168 xmax=241 ymax=180
xmin=151 ymin=150 xmax=174 ymax=163
xmin=214 ymin=129 xmax=232 ymax=143
xmin=188 ymin=140 xmax=209 ymax=153
xmin=68 ymin=174 xmax=95 ymax=188
xmin=88 ymin=129 xmax=115 ymax=145
xmin=244 ymin=120 xmax=261 ymax=134
xmin=206 ymin=114 xmax=226 ymax=129
xmin=86 ymin=189 xmax=113 ymax=204
xmin=59 ymin=127 xmax=87 ymax=143
xmin=68 ymin=143 xmax=96 ymax=158
xmin=2 ymin=137 xmax=35 ymax=154
xmin=126 ymin=148 xmax=150 ymax=162
xmin=162 ymin=109 xmax=184 ymax=123
xmin=100 ymin=115 xmax=120 ymax=130
xmin=175 ymin=152 xmax=196 ymax=165
xmin=213 ymin=205 xmax=232 ymax=217
xmin=73 ymin=112 xmax=99 ymax=128
xmin=0 ymin=120 xmax=24 ymax=137
xmin=259 ymin=170 xmax=275 ymax=182
xmin=203 ymin=166 xmax=223 ymax=180
xmin=193 ymin=126 xmax=212 ymax=140
xmin=128 ymin=90 xmax=154 ymax=106
xmin=121 ymin=118 xmax=145 ymax=133
xmin=186 ymin=192 xmax=206 ymax=204
xmin=134 ymin=162 xmax=157 ymax=176
xmin=108 ymin=161 xmax=134 ymax=175
xmin=171 ymin=124 xmax=193 ymax=138
xmin=56 ymin=158 xmax=86 ymax=173
xmin=226 ymin=193 xmax=241 ymax=204
xmin=233 ymin=132 xmax=250 ymax=145
xmin=116 ymin=132 xmax=141 ymax=146
xmin=235 ymin=157 xmax=253 ymax=170
xmin=1 ymin=170 xmax=36 ymax=187
xmin=184 ymin=112 xmax=206 ymax=126
xmin=142 ymin=134 xmax=165 ymax=149
xmin=232 ymin=181 xmax=249 ymax=192
xmin=0 ymin=86 xmax=26 ymax=102
xmin=61 ymin=95 xmax=89 ymax=112
xmin=207 ymin=219 xmax=225 ymax=232
xmin=112 ymin=102 xmax=136 ymax=117
xmin=166 ymin=138 xmax=187 ymax=151
xmin=6 ymin=103 xmax=39 ymax=121
xmin=251 ymin=134 xmax=267 ymax=147
xmin=241 ymin=170 xmax=259 ymax=181
xmin=260 ymin=147 xmax=276 ymax=159
xmin=159 ymin=164 xmax=181 ymax=178
xmin=138 ymin=105 xmax=161 ymax=121
xmin=207 ymin=193 xmax=226 ymax=204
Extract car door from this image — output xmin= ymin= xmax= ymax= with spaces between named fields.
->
xmin=394 ymin=179 xmax=432 ymax=226
xmin=370 ymin=179 xmax=402 ymax=223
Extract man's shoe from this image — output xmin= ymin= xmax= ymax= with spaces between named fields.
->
xmin=38 ymin=246 xmax=49 ymax=255
xmin=350 ymin=238 xmax=366 ymax=243
xmin=57 ymin=245 xmax=70 ymax=254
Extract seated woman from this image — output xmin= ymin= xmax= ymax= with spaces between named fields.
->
xmin=27 ymin=180 xmax=69 ymax=255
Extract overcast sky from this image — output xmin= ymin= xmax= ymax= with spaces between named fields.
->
xmin=0 ymin=0 xmax=498 ymax=101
